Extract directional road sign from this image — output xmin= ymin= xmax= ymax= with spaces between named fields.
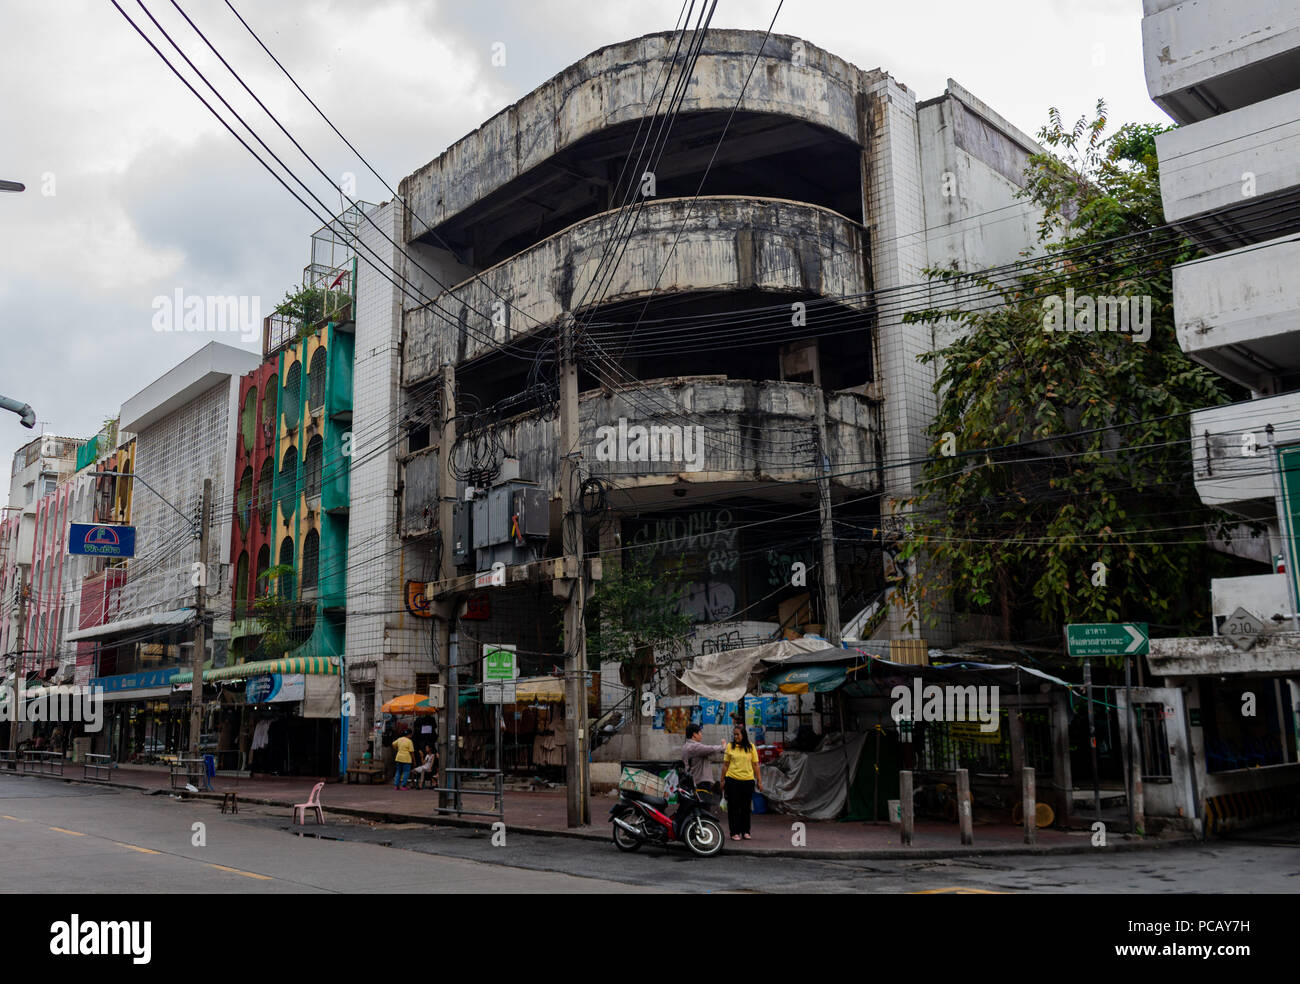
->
xmin=1065 ymin=622 xmax=1149 ymax=658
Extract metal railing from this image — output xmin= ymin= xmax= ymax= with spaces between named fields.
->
xmin=83 ymin=754 xmax=113 ymax=782
xmin=0 ymin=750 xmax=16 ymax=772
xmin=20 ymin=751 xmax=65 ymax=775
xmin=427 ymin=767 xmax=504 ymax=819
xmin=169 ymin=758 xmax=207 ymax=790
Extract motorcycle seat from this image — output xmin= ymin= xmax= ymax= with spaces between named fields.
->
xmin=625 ymin=789 xmax=668 ymax=808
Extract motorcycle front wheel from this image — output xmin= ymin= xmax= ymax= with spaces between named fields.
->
xmin=611 ymin=806 xmax=644 ymax=852
xmin=683 ymin=815 xmax=724 ymax=858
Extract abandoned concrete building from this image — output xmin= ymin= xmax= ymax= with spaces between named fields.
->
xmin=341 ymin=30 xmax=1049 ymax=763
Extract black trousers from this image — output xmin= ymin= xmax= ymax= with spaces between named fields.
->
xmin=724 ymin=777 xmax=754 ymax=836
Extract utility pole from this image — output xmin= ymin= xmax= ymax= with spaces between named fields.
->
xmin=1265 ymin=424 xmax=1300 ymax=631
xmin=7 ymin=568 xmax=27 ymax=757
xmin=188 ymin=479 xmax=211 ymax=766
xmin=436 ymin=364 xmax=457 ymax=811
xmin=557 ymin=313 xmax=589 ymax=826
xmin=813 ymin=390 xmax=841 ymax=645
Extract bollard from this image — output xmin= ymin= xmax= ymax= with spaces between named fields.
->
xmin=900 ymin=770 xmax=914 ymax=846
xmin=956 ymin=768 xmax=974 ymax=845
xmin=1023 ymin=767 xmax=1036 ymax=846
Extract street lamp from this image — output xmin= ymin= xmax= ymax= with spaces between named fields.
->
xmin=0 ymin=397 xmax=36 ymax=429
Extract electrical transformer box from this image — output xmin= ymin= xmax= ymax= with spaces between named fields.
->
xmin=451 ymin=501 xmax=471 ymax=566
xmin=512 ymin=486 xmax=549 ymax=539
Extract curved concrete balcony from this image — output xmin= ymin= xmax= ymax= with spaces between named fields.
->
xmin=400 ymin=30 xmax=862 ymax=238
xmin=1174 ymin=234 xmax=1300 ymax=389
xmin=1156 ymin=89 xmax=1300 ymax=246
xmin=1142 ymin=0 xmax=1300 ymax=124
xmin=1189 ymin=392 xmax=1300 ymax=515
xmin=403 ymin=196 xmax=868 ymax=386
xmin=400 ymin=377 xmax=878 ymax=537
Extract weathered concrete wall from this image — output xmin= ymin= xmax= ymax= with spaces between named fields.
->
xmin=398 ymin=378 xmax=878 ymax=538
xmin=402 ymin=196 xmax=868 ymax=385
xmin=1150 ymin=631 xmax=1300 ymax=677
xmin=399 ymin=30 xmax=863 ymax=241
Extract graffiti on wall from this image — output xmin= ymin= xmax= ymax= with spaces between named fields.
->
xmin=629 ymin=508 xmax=739 ymax=622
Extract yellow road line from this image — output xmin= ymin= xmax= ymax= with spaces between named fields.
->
xmin=113 ymin=842 xmax=161 ymax=854
xmin=48 ymin=826 xmax=86 ymax=837
xmin=913 ymin=886 xmax=1007 ymax=894
xmin=206 ymin=863 xmax=271 ymax=881
xmin=1 ymin=815 xmax=27 ymax=822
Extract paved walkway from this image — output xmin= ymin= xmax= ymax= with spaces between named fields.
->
xmin=19 ymin=763 xmax=1189 ymax=858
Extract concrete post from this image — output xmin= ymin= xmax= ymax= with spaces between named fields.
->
xmin=956 ymin=768 xmax=973 ymax=845
xmin=900 ymin=770 xmax=913 ymax=846
xmin=1022 ymin=767 xmax=1036 ymax=846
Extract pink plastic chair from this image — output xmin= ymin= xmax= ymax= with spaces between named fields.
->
xmin=293 ymin=782 xmax=325 ymax=825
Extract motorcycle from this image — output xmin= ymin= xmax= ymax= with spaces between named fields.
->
xmin=609 ymin=763 xmax=724 ymax=858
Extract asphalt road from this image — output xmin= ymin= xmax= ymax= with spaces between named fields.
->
xmin=2 ymin=774 xmax=1298 ymax=894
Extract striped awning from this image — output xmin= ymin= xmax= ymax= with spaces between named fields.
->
xmin=171 ymin=656 xmax=340 ymax=684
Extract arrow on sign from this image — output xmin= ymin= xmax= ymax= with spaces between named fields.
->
xmin=1123 ymin=624 xmax=1144 ymax=654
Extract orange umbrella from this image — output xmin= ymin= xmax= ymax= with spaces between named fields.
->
xmin=380 ymin=694 xmax=428 ymax=714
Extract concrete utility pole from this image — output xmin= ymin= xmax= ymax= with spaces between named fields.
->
xmin=813 ymin=391 xmax=841 ymax=645
xmin=436 ymin=364 xmax=457 ymax=811
xmin=557 ymin=313 xmax=589 ymax=826
xmin=188 ymin=479 xmax=211 ymax=765
xmin=7 ymin=568 xmax=27 ymax=757
xmin=1265 ymin=424 xmax=1300 ymax=632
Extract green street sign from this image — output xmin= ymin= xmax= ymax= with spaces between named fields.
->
xmin=1066 ymin=622 xmax=1148 ymax=657
xmin=483 ymin=644 xmax=517 ymax=682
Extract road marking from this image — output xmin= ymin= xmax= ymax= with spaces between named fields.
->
xmin=913 ymin=886 xmax=1008 ymax=894
xmin=48 ymin=827 xmax=86 ymax=837
xmin=113 ymin=842 xmax=161 ymax=854
xmin=1 ymin=815 xmax=28 ymax=822
xmin=206 ymin=863 xmax=271 ymax=881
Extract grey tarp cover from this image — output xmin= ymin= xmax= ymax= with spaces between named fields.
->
xmin=678 ymin=637 xmax=835 ymax=701
xmin=760 ymin=731 xmax=868 ymax=820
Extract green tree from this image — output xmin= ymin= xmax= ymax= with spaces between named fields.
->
xmin=585 ymin=554 xmax=694 ymax=755
xmin=896 ymin=102 xmax=1243 ymax=655
xmin=252 ymin=564 xmax=298 ymax=660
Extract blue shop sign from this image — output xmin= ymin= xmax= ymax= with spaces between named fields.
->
xmin=89 ymin=669 xmax=179 ymax=693
xmin=69 ymin=523 xmax=136 ymax=558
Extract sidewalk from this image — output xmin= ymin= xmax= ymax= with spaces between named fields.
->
xmin=22 ymin=764 xmax=1194 ymax=858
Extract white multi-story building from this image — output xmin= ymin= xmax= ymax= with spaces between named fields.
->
xmin=65 ymin=342 xmax=258 ymax=749
xmin=1140 ymin=0 xmax=1300 ymax=833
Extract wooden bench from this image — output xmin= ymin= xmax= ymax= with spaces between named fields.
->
xmin=346 ymin=764 xmax=384 ymax=784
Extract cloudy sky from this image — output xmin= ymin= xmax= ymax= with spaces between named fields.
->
xmin=0 ymin=0 xmax=1167 ymax=482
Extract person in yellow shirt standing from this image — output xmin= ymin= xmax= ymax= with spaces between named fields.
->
xmin=720 ymin=723 xmax=762 ymax=840
xmin=392 ymin=730 xmax=415 ymax=790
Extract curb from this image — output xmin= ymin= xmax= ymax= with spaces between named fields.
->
xmin=6 ymin=770 xmax=1201 ymax=860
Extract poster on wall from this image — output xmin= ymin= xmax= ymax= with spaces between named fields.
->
xmin=245 ymin=674 xmax=305 ymax=704
xmin=664 ymin=706 xmax=692 ymax=734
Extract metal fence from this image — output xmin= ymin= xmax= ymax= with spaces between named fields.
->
xmin=1135 ymin=703 xmax=1172 ymax=782
xmin=169 ymin=758 xmax=207 ymax=790
xmin=83 ymin=754 xmax=113 ymax=782
xmin=913 ymin=710 xmax=1054 ymax=779
xmin=20 ymin=751 xmax=64 ymax=775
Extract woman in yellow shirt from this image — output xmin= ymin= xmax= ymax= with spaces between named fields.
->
xmin=720 ymin=723 xmax=762 ymax=841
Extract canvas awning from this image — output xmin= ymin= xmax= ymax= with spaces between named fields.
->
xmin=65 ymin=609 xmax=193 ymax=642
xmin=762 ymin=663 xmax=861 ymax=694
xmin=679 ymin=637 xmax=837 ymax=701
xmin=171 ymin=656 xmax=340 ymax=684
